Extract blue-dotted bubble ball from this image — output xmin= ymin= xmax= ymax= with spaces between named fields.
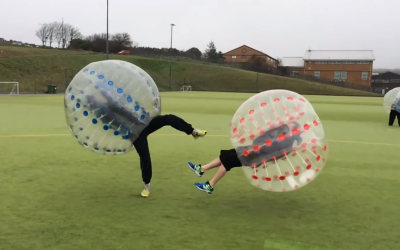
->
xmin=383 ymin=87 xmax=400 ymax=114
xmin=229 ymin=89 xmax=328 ymax=192
xmin=64 ymin=60 xmax=161 ymax=155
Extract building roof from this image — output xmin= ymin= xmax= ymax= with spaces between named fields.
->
xmin=372 ymin=71 xmax=400 ymax=79
xmin=223 ymin=45 xmax=277 ymax=61
xmin=304 ymin=50 xmax=375 ymax=61
xmin=281 ymin=57 xmax=304 ymax=67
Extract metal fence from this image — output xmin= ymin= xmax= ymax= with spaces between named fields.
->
xmin=0 ymin=54 xmax=396 ymax=96
xmin=0 ymin=68 xmax=74 ymax=94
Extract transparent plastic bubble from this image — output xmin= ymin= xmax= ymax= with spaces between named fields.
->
xmin=64 ymin=60 xmax=161 ymax=155
xmin=229 ymin=89 xmax=328 ymax=192
xmin=383 ymin=87 xmax=400 ymax=114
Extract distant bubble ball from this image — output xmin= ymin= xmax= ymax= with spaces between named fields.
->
xmin=64 ymin=60 xmax=161 ymax=155
xmin=229 ymin=89 xmax=328 ymax=192
xmin=383 ymin=87 xmax=400 ymax=114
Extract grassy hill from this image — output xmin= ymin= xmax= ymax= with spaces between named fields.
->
xmin=0 ymin=46 xmax=378 ymax=96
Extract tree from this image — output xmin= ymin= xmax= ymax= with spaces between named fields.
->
xmin=185 ymin=47 xmax=202 ymax=58
xmin=204 ymin=41 xmax=218 ymax=60
xmin=68 ymin=26 xmax=83 ymax=46
xmin=110 ymin=32 xmax=133 ymax=52
xmin=249 ymin=55 xmax=267 ymax=67
xmin=47 ymin=22 xmax=57 ymax=47
xmin=276 ymin=57 xmax=283 ymax=67
xmin=53 ymin=22 xmax=63 ymax=48
xmin=276 ymin=57 xmax=288 ymax=75
xmin=49 ymin=22 xmax=82 ymax=49
xmin=217 ymin=51 xmax=224 ymax=58
xmin=35 ymin=23 xmax=50 ymax=47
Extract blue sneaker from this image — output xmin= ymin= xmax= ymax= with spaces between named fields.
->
xmin=195 ymin=181 xmax=214 ymax=194
xmin=188 ymin=162 xmax=204 ymax=177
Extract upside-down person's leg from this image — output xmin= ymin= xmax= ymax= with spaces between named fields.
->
xmin=145 ymin=114 xmax=207 ymax=139
xmin=133 ymin=136 xmax=152 ymax=198
xmin=188 ymin=158 xmax=221 ymax=177
xmin=194 ymin=149 xmax=240 ymax=194
xmin=194 ymin=165 xmax=228 ymax=194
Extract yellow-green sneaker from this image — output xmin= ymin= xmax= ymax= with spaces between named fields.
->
xmin=192 ymin=129 xmax=207 ymax=140
xmin=195 ymin=181 xmax=214 ymax=194
xmin=141 ymin=185 xmax=150 ymax=198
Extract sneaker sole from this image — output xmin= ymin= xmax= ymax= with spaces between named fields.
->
xmin=187 ymin=163 xmax=203 ymax=177
xmin=195 ymin=185 xmax=212 ymax=194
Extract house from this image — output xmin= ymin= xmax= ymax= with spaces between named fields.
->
xmin=223 ymin=45 xmax=277 ymax=68
xmin=0 ymin=38 xmax=7 ymax=44
xmin=282 ymin=50 xmax=375 ymax=86
xmin=281 ymin=57 xmax=305 ymax=76
xmin=371 ymin=71 xmax=400 ymax=93
xmin=303 ymin=50 xmax=374 ymax=86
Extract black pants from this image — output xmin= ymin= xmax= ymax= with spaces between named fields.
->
xmin=133 ymin=114 xmax=194 ymax=184
xmin=389 ymin=110 xmax=400 ymax=126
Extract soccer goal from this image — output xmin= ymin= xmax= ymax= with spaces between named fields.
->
xmin=0 ymin=82 xmax=19 ymax=95
xmin=180 ymin=85 xmax=192 ymax=92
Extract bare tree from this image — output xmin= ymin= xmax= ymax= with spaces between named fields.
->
xmin=59 ymin=23 xmax=82 ymax=48
xmin=276 ymin=57 xmax=283 ymax=67
xmin=47 ymin=22 xmax=57 ymax=47
xmin=35 ymin=23 xmax=50 ymax=47
xmin=54 ymin=22 xmax=63 ymax=48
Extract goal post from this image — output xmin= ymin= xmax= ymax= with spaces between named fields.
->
xmin=180 ymin=85 xmax=192 ymax=92
xmin=0 ymin=82 xmax=19 ymax=95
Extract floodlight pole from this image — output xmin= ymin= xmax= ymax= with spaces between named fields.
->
xmin=169 ymin=24 xmax=175 ymax=90
xmin=106 ymin=0 xmax=109 ymax=60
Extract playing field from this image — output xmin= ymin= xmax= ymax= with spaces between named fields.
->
xmin=0 ymin=92 xmax=399 ymax=250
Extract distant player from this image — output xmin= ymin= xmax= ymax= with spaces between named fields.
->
xmin=388 ymin=97 xmax=400 ymax=126
xmin=187 ymin=122 xmax=302 ymax=194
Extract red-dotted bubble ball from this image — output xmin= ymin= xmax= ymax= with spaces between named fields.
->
xmin=229 ymin=89 xmax=329 ymax=192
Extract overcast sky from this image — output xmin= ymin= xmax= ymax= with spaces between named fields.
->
xmin=1 ymin=0 xmax=399 ymax=68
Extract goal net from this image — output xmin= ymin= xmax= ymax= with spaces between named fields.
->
xmin=0 ymin=82 xmax=19 ymax=95
xmin=180 ymin=85 xmax=192 ymax=92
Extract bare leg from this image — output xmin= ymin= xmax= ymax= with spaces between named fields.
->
xmin=200 ymin=158 xmax=221 ymax=172
xmin=209 ymin=165 xmax=228 ymax=186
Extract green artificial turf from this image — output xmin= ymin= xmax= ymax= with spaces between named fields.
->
xmin=0 ymin=92 xmax=399 ymax=250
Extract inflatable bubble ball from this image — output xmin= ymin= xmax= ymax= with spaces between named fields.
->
xmin=64 ymin=60 xmax=161 ymax=155
xmin=383 ymin=87 xmax=400 ymax=114
xmin=229 ymin=89 xmax=328 ymax=192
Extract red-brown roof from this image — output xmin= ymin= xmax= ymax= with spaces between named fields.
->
xmin=223 ymin=45 xmax=277 ymax=61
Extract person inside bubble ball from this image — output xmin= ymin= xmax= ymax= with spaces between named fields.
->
xmin=388 ymin=97 xmax=400 ymax=126
xmin=188 ymin=121 xmax=302 ymax=194
xmin=87 ymin=94 xmax=207 ymax=198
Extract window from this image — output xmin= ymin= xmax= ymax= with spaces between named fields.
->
xmin=291 ymin=71 xmax=299 ymax=76
xmin=315 ymin=61 xmax=327 ymax=64
xmin=356 ymin=61 xmax=369 ymax=64
xmin=232 ymin=56 xmax=237 ymax=59
xmin=314 ymin=71 xmax=320 ymax=78
xmin=328 ymin=61 xmax=341 ymax=64
xmin=390 ymin=79 xmax=400 ymax=83
xmin=341 ymin=71 xmax=347 ymax=80
xmin=375 ymin=79 xmax=389 ymax=83
xmin=241 ymin=55 xmax=247 ymax=59
xmin=343 ymin=61 xmax=355 ymax=64
xmin=334 ymin=72 xmax=341 ymax=79
xmin=361 ymin=72 xmax=368 ymax=80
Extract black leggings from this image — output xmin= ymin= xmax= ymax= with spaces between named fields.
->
xmin=389 ymin=110 xmax=400 ymax=126
xmin=133 ymin=114 xmax=194 ymax=184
